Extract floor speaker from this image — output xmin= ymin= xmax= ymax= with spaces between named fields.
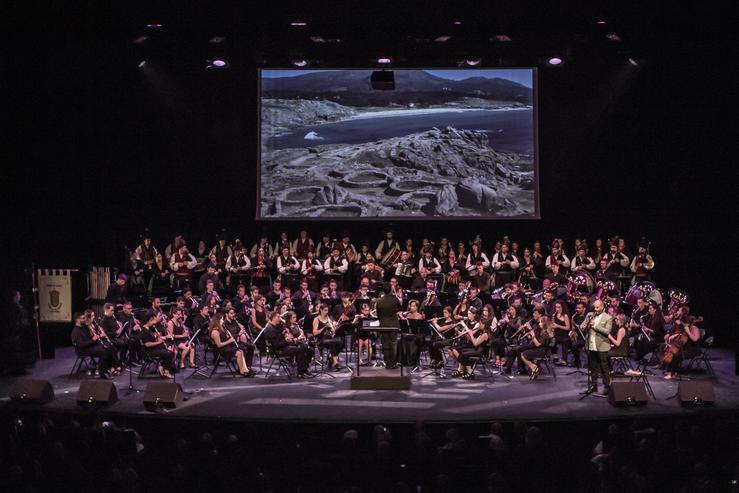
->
xmin=143 ymin=382 xmax=183 ymax=410
xmin=677 ymin=381 xmax=715 ymax=406
xmin=608 ymin=381 xmax=648 ymax=407
xmin=77 ymin=380 xmax=118 ymax=406
xmin=9 ymin=379 xmax=55 ymax=405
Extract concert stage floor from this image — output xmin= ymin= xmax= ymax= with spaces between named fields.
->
xmin=1 ymin=347 xmax=736 ymax=423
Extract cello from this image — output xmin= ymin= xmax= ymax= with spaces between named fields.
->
xmin=660 ymin=315 xmax=702 ymax=365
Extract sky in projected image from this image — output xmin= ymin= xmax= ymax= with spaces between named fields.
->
xmin=259 ymin=69 xmax=537 ymax=220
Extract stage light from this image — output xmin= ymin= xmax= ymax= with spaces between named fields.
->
xmin=628 ymin=58 xmax=639 ymax=66
xmin=453 ymin=21 xmax=462 ymax=25
xmin=133 ymin=35 xmax=148 ymax=45
xmin=596 ymin=20 xmax=607 ymax=25
xmin=206 ymin=59 xmax=229 ymax=69
xmin=310 ymin=36 xmax=326 ymax=43
xmin=209 ymin=36 xmax=226 ymax=44
xmin=292 ymin=59 xmax=310 ymax=67
xmin=547 ymin=57 xmax=563 ymax=66
xmin=435 ymin=35 xmax=452 ymax=42
xmin=606 ymin=33 xmax=623 ymax=42
xmin=464 ymin=58 xmax=482 ymax=67
xmin=138 ymin=61 xmax=147 ymax=68
xmin=493 ymin=34 xmax=512 ymax=42
xmin=146 ymin=23 xmax=163 ymax=28
xmin=290 ymin=21 xmax=307 ymax=27
xmin=377 ymin=57 xmax=392 ymax=65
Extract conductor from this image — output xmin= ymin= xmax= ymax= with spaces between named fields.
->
xmin=375 ymin=283 xmax=401 ymax=369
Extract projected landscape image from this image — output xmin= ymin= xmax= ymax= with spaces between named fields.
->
xmin=259 ymin=69 xmax=537 ymax=219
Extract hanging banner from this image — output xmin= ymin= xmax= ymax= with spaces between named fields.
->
xmin=38 ymin=269 xmax=72 ymax=322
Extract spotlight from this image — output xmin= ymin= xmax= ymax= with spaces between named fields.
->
xmin=138 ymin=60 xmax=147 ymax=68
xmin=146 ymin=23 xmax=163 ymax=29
xmin=376 ymin=57 xmax=392 ymax=65
xmin=606 ymin=33 xmax=623 ymax=42
xmin=206 ymin=59 xmax=229 ymax=69
xmin=453 ymin=21 xmax=462 ymax=25
xmin=292 ymin=59 xmax=310 ymax=67
xmin=290 ymin=21 xmax=307 ymax=27
xmin=596 ymin=20 xmax=607 ymax=25
xmin=547 ymin=57 xmax=563 ymax=66
xmin=628 ymin=58 xmax=639 ymax=66
xmin=209 ymin=36 xmax=226 ymax=44
xmin=493 ymin=34 xmax=512 ymax=42
xmin=133 ymin=35 xmax=149 ymax=45
xmin=434 ymin=35 xmax=452 ymax=42
xmin=464 ymin=58 xmax=482 ymax=67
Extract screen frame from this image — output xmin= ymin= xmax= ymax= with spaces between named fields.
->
xmin=256 ymin=67 xmax=540 ymax=221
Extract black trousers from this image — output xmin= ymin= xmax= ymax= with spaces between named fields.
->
xmin=429 ymin=337 xmax=453 ymax=364
xmin=79 ymin=345 xmax=114 ymax=374
xmin=505 ymin=344 xmax=534 ymax=371
xmin=318 ymin=336 xmax=344 ymax=358
xmin=490 ymin=337 xmax=507 ymax=360
xmin=381 ymin=332 xmax=399 ymax=367
xmin=667 ymin=347 xmax=701 ymax=374
xmin=587 ymin=350 xmax=611 ymax=388
xmin=278 ymin=344 xmax=312 ymax=372
xmin=401 ymin=334 xmax=423 ymax=366
xmin=110 ymin=337 xmax=135 ymax=366
xmin=555 ymin=334 xmax=583 ymax=367
xmin=634 ymin=337 xmax=658 ymax=361
xmin=146 ymin=347 xmax=173 ymax=369
xmin=522 ymin=347 xmax=549 ymax=362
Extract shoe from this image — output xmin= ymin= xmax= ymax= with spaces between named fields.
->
xmin=450 ymin=370 xmax=466 ymax=378
xmin=624 ymin=369 xmax=642 ymax=376
xmin=190 ymin=364 xmax=199 ymax=370
xmin=531 ymin=366 xmax=541 ymax=380
xmin=179 ymin=363 xmax=185 ymax=369
xmin=333 ymin=364 xmax=344 ymax=371
xmin=462 ymin=372 xmax=475 ymax=380
xmin=162 ymin=370 xmax=173 ymax=379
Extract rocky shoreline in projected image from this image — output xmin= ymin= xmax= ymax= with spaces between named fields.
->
xmin=259 ymin=69 xmax=536 ymax=218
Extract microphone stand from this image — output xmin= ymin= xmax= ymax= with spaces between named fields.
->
xmin=578 ymin=314 xmax=596 ymax=400
xmin=566 ymin=323 xmax=588 ymax=376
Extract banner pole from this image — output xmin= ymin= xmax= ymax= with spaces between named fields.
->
xmin=31 ymin=264 xmax=42 ymax=360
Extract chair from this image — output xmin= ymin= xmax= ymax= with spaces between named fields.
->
xmin=468 ymin=344 xmax=495 ymax=381
xmin=533 ymin=347 xmax=557 ymax=380
xmin=263 ymin=343 xmax=295 ymax=380
xmin=684 ymin=335 xmax=717 ymax=381
xmin=207 ymin=350 xmax=240 ymax=379
xmin=609 ymin=355 xmax=634 ymax=376
xmin=69 ymin=345 xmax=99 ymax=378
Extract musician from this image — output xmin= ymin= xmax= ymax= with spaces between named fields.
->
xmin=453 ymin=297 xmax=470 ymax=321
xmin=594 ymin=258 xmax=617 ymax=282
xmin=170 ymin=245 xmax=197 ymax=290
xmin=276 ymin=246 xmax=301 ymax=277
xmin=209 ymin=313 xmax=253 ymax=377
xmin=208 ymin=236 xmax=232 ymax=272
xmin=663 ymin=316 xmax=701 ymax=380
xmin=126 ymin=254 xmax=147 ymax=299
xmin=603 ymin=238 xmax=630 ymax=276
xmin=225 ymin=248 xmax=251 ymax=287
xmin=629 ymin=297 xmax=649 ymax=334
xmin=568 ymin=301 xmax=588 ymax=368
xmin=298 ymin=250 xmax=322 ymax=292
xmin=166 ymin=307 xmax=197 ymax=369
xmin=355 ymin=303 xmax=375 ymax=366
xmin=141 ymin=311 xmax=174 ymax=379
xmin=292 ymin=229 xmax=315 ymax=261
xmin=100 ymin=302 xmax=131 ymax=368
xmin=291 ymin=278 xmax=314 ymax=319
xmin=617 ymin=237 xmax=631 ymax=261
xmin=550 ymin=300 xmax=573 ymax=366
xmin=274 ymin=231 xmax=293 ymax=258
xmin=151 ymin=253 xmax=171 ymax=297
xmin=399 ymin=299 xmax=425 ymax=367
xmin=181 ymin=288 xmax=199 ymax=315
xmin=456 ymin=241 xmax=468 ymax=266
xmin=469 ymin=262 xmax=491 ymax=293
xmin=222 ymin=307 xmax=255 ymax=373
xmin=105 ymin=273 xmax=128 ymax=306
xmin=571 ymin=245 xmax=596 ymax=272
xmin=191 ymin=304 xmax=212 ymax=346
xmin=359 ymin=259 xmax=384 ymax=287
xmin=520 ymin=319 xmax=554 ymax=379
xmin=420 ymin=280 xmax=441 ymax=311
xmin=582 ymin=299 xmax=613 ymax=396
xmin=467 ymin=287 xmax=483 ymax=312
xmin=375 ymin=230 xmax=400 ymax=263
xmin=465 ymin=243 xmax=490 ymax=277
xmin=163 ymin=235 xmax=186 ymax=260
xmin=494 ymin=305 xmax=522 ymax=367
xmin=263 ymin=279 xmax=283 ymax=309
xmin=441 ymin=250 xmax=462 ymax=290
xmin=392 ymin=250 xmax=417 ymax=290
xmin=264 ymin=310 xmax=313 ymax=378
xmin=418 ymin=249 xmax=442 ymax=275
xmin=607 ymin=313 xmax=630 ymax=359
xmin=429 ymin=306 xmax=456 ymax=368
xmin=338 ymin=233 xmax=357 ymax=262
xmin=332 ymin=293 xmax=356 ymax=321
xmin=198 ymin=263 xmax=224 ymax=295
xmin=201 ymin=280 xmax=221 ymax=309
xmin=630 ymin=242 xmax=655 ymax=282
xmin=448 ymin=308 xmax=484 ymax=379
xmin=634 ymin=301 xmax=666 ymax=363
xmin=402 ymin=238 xmax=416 ymax=263
xmin=312 ymin=303 xmax=344 ymax=370
xmin=324 ymin=246 xmax=349 ymax=280
xmin=117 ymin=301 xmax=143 ymax=363
xmin=315 ymin=232 xmax=334 ymax=260
xmin=503 ymin=307 xmax=545 ymax=375
xmin=71 ymin=311 xmax=115 ymax=378
xmin=437 ymin=237 xmax=450 ymax=260
xmin=545 ymin=243 xmax=570 ymax=272
xmin=134 ymin=235 xmax=158 ymax=284
xmin=492 ymin=242 xmax=520 ymax=288
xmin=249 ymin=295 xmax=268 ymax=337
xmin=250 ymin=233 xmax=274 ymax=260
xmin=375 ymin=284 xmax=401 ymax=369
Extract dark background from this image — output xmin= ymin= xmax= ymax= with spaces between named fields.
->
xmin=2 ymin=1 xmax=735 ymax=343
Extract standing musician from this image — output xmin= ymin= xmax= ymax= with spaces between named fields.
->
xmin=581 ymin=299 xmax=613 ymax=396
xmin=550 ymin=300 xmax=573 ymax=366
xmin=250 ymin=234 xmax=274 ymax=260
xmin=338 ymin=232 xmax=357 ymax=263
xmin=603 ymin=238 xmax=630 ymax=276
xmin=359 ymin=259 xmax=384 ymax=288
xmin=105 ymin=273 xmax=129 ymax=306
xmin=393 ymin=250 xmax=417 ymax=289
xmin=292 ymin=229 xmax=315 ymax=261
xmin=208 ymin=236 xmax=233 ymax=272
xmin=663 ymin=315 xmax=701 ymax=380
xmin=402 ymin=238 xmax=416 ymax=263
xmin=441 ymin=250 xmax=462 ymax=290
xmin=571 ymin=244 xmax=596 ymax=272
xmin=226 ymin=248 xmax=251 ymax=287
xmin=503 ymin=307 xmax=546 ymax=375
xmin=151 ymin=253 xmax=172 ymax=297
xmin=630 ymin=241 xmax=655 ymax=282
xmin=398 ymin=299 xmax=425 ymax=367
xmin=448 ymin=308 xmax=485 ymax=379
xmin=264 ymin=310 xmax=313 ymax=378
xmin=429 ymin=306 xmax=457 ymax=369
xmin=209 ymin=313 xmax=253 ymax=377
xmin=492 ymin=241 xmax=520 ymax=288
xmin=453 ymin=296 xmax=470 ymax=321
xmin=316 ymin=232 xmax=335 ymax=260
xmin=455 ymin=241 xmax=468 ymax=267
xmin=274 ymin=232 xmax=293 ymax=258
xmin=520 ymin=319 xmax=555 ymax=380
xmin=418 ymin=249 xmax=442 ymax=275
xmin=134 ymin=235 xmax=159 ymax=284
xmin=170 ymin=245 xmax=197 ymax=290
xmin=312 ymin=304 xmax=345 ymax=370
xmin=300 ymin=250 xmax=324 ymax=292
xmin=141 ymin=311 xmax=174 ymax=379
xmin=437 ymin=237 xmax=450 ymax=260
xmin=276 ymin=246 xmax=301 ymax=277
xmin=71 ymin=311 xmax=115 ymax=378
xmin=465 ymin=243 xmax=490 ymax=277
xmin=324 ymin=246 xmax=349 ymax=280
xmin=568 ymin=301 xmax=589 ymax=368
xmin=222 ymin=307 xmax=255 ymax=375
xmin=166 ymin=307 xmax=197 ymax=369
xmin=545 ymin=242 xmax=571 ymax=273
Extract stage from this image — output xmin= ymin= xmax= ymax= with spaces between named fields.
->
xmin=1 ymin=347 xmax=736 ymax=423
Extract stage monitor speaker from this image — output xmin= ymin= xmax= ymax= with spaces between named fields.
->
xmin=371 ymin=70 xmax=395 ymax=90
xmin=9 ymin=379 xmax=54 ymax=405
xmin=143 ymin=382 xmax=183 ymax=410
xmin=77 ymin=380 xmax=118 ymax=407
xmin=608 ymin=381 xmax=648 ymax=407
xmin=677 ymin=381 xmax=715 ymax=406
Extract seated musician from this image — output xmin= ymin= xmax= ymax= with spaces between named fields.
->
xmin=198 ymin=263 xmax=224 ymax=295
xmin=170 ymin=245 xmax=197 ymax=290
xmin=449 ymin=307 xmax=484 ymax=379
xmin=191 ymin=304 xmax=212 ymax=347
xmin=420 ymin=280 xmax=442 ymax=312
xmin=140 ymin=311 xmax=174 ymax=378
xmin=492 ymin=241 xmax=519 ymax=288
xmin=292 ymin=278 xmax=315 ymax=319
xmin=494 ymin=306 xmax=522 ymax=367
xmin=410 ymin=267 xmax=432 ymax=291
xmin=663 ymin=315 xmax=701 ymax=380
xmin=166 ymin=307 xmax=197 ymax=369
xmin=429 ymin=306 xmax=457 ymax=369
xmin=276 ymin=246 xmax=301 ymax=277
xmin=467 ymin=287 xmax=483 ymax=312
xmin=264 ymin=310 xmax=313 ymax=378
xmin=418 ymin=249 xmax=442 ymax=275
xmin=520 ymin=318 xmax=555 ymax=379
xmin=465 ymin=243 xmax=490 ymax=277
xmin=222 ymin=307 xmax=255 ymax=375
xmin=469 ymin=262 xmax=491 ymax=293
xmin=265 ymin=279 xmax=283 ymax=309
xmin=393 ymin=250 xmax=416 ymax=289
xmin=105 ymin=273 xmax=128 ymax=306
xmin=607 ymin=313 xmax=630 ymax=362
xmin=116 ymin=301 xmax=143 ymax=363
xmin=312 ymin=303 xmax=344 ymax=370
xmin=355 ymin=303 xmax=375 ymax=366
xmin=209 ymin=313 xmax=252 ymax=376
xmin=549 ymin=300 xmax=572 ymax=365
xmin=71 ymin=311 xmax=115 ymax=378
xmin=100 ymin=302 xmax=131 ymax=369
xmin=326 ymin=278 xmax=342 ymax=300
xmin=332 ymin=293 xmax=356 ymax=322
xmin=545 ymin=262 xmax=567 ymax=288
xmin=292 ymin=229 xmax=314 ymax=261
xmin=503 ymin=307 xmax=546 ymax=375
xmin=634 ymin=301 xmax=665 ymax=363
xmin=360 ymin=259 xmax=384 ymax=287
xmin=398 ymin=299 xmax=425 ymax=367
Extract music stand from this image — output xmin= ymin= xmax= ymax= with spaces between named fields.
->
xmin=400 ymin=319 xmax=428 ymax=373
xmin=356 ymin=320 xmax=403 ymax=377
xmin=335 ymin=320 xmax=359 ymax=374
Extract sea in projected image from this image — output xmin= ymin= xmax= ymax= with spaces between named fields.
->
xmin=259 ymin=69 xmax=538 ymax=219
